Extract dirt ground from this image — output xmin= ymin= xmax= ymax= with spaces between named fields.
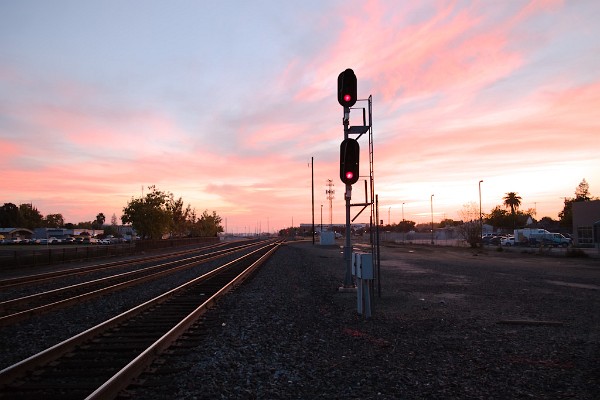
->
xmin=131 ymin=241 xmax=600 ymax=399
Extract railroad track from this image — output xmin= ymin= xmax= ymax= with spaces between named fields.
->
xmin=0 ymin=239 xmax=254 ymax=290
xmin=0 ymin=240 xmax=282 ymax=399
xmin=0 ymin=240 xmax=272 ymax=327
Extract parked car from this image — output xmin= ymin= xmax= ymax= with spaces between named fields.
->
xmin=63 ymin=237 xmax=75 ymax=244
xmin=501 ymin=236 xmax=515 ymax=246
xmin=481 ymin=235 xmax=497 ymax=245
xmin=488 ymin=236 xmax=502 ymax=246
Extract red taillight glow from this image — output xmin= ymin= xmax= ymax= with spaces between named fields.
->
xmin=343 ymin=94 xmax=352 ymax=102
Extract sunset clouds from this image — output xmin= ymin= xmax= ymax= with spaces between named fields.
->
xmin=1 ymin=1 xmax=599 ymax=231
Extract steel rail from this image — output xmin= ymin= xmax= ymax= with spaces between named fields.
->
xmin=0 ymin=241 xmax=281 ymax=391
xmin=0 ymin=240 xmax=262 ymax=309
xmin=0 ymin=240 xmax=272 ymax=326
xmin=0 ymin=240 xmax=246 ymax=289
xmin=86 ymin=241 xmax=281 ymax=399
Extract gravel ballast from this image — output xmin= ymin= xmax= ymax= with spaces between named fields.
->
xmin=129 ymin=242 xmax=600 ymax=399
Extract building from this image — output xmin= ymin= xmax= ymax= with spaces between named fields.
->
xmin=572 ymin=200 xmax=600 ymax=247
xmin=299 ymin=223 xmax=367 ymax=233
xmin=0 ymin=227 xmax=34 ymax=240
xmin=33 ymin=228 xmax=104 ymax=239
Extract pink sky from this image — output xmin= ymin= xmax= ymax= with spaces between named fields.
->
xmin=1 ymin=1 xmax=599 ymax=232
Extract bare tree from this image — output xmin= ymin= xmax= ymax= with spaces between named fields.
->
xmin=457 ymin=202 xmax=481 ymax=248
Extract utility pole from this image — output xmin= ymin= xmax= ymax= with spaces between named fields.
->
xmin=430 ymin=194 xmax=435 ymax=245
xmin=311 ymin=157 xmax=315 ymax=245
xmin=479 ymin=180 xmax=483 ymax=240
xmin=326 ymin=179 xmax=335 ymax=229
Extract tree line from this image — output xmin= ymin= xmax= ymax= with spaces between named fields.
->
xmin=121 ymin=185 xmax=223 ymax=239
xmin=0 ymin=185 xmax=224 ymax=240
xmin=286 ymin=179 xmax=596 ymax=246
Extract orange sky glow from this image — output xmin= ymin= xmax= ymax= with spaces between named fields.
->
xmin=1 ymin=1 xmax=599 ymax=233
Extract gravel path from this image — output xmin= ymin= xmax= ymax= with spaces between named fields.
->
xmin=130 ymin=242 xmax=600 ymax=399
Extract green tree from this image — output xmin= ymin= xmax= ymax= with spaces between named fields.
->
xmin=19 ymin=203 xmax=44 ymax=230
xmin=167 ymin=196 xmax=193 ymax=237
xmin=101 ymin=213 xmax=119 ymax=237
xmin=397 ymin=219 xmax=416 ymax=232
xmin=191 ymin=210 xmax=223 ymax=237
xmin=575 ymin=179 xmax=591 ymax=201
xmin=0 ymin=203 xmax=22 ymax=227
xmin=44 ymin=213 xmax=64 ymax=228
xmin=121 ymin=185 xmax=173 ymax=239
xmin=93 ymin=213 xmax=106 ymax=229
xmin=439 ymin=218 xmax=461 ymax=228
xmin=559 ymin=179 xmax=596 ymax=229
xmin=503 ymin=192 xmax=522 ymax=215
xmin=485 ymin=206 xmax=511 ymax=230
xmin=503 ymin=192 xmax=522 ymax=228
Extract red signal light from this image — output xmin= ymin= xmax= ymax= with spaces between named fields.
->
xmin=340 ymin=138 xmax=360 ymax=185
xmin=337 ymin=69 xmax=357 ymax=107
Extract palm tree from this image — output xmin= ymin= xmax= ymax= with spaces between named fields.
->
xmin=94 ymin=213 xmax=106 ymax=229
xmin=503 ymin=192 xmax=522 ymax=228
xmin=503 ymin=192 xmax=522 ymax=215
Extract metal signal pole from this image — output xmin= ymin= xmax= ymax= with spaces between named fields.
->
xmin=343 ymin=106 xmax=353 ymax=287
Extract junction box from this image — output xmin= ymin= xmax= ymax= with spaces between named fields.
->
xmin=352 ymin=252 xmax=373 ymax=317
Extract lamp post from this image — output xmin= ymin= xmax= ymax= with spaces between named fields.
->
xmin=430 ymin=194 xmax=434 ymax=245
xmin=311 ymin=157 xmax=314 ymax=245
xmin=402 ymin=202 xmax=405 ymax=243
xmin=388 ymin=207 xmax=391 ymax=225
xmin=478 ymin=180 xmax=483 ymax=241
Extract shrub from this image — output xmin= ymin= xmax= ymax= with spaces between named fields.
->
xmin=566 ymin=248 xmax=589 ymax=258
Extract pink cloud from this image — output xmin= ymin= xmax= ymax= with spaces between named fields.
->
xmin=2 ymin=0 xmax=596 ymax=229
xmin=0 ymin=140 xmax=20 ymax=160
xmin=290 ymin=1 xmax=554 ymax=111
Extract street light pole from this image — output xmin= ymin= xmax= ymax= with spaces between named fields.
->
xmin=311 ymin=157 xmax=315 ymax=245
xmin=479 ymin=180 xmax=483 ymax=241
xmin=430 ymin=194 xmax=435 ymax=245
xmin=402 ymin=202 xmax=405 ymax=243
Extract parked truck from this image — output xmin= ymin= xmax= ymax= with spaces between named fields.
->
xmin=513 ymin=228 xmax=572 ymax=247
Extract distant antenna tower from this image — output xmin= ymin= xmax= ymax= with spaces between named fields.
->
xmin=325 ymin=179 xmax=335 ymax=228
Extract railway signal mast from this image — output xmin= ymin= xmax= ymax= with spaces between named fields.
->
xmin=337 ymin=69 xmax=377 ymax=290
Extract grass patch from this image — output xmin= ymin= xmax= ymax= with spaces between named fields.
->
xmin=566 ymin=248 xmax=589 ymax=258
